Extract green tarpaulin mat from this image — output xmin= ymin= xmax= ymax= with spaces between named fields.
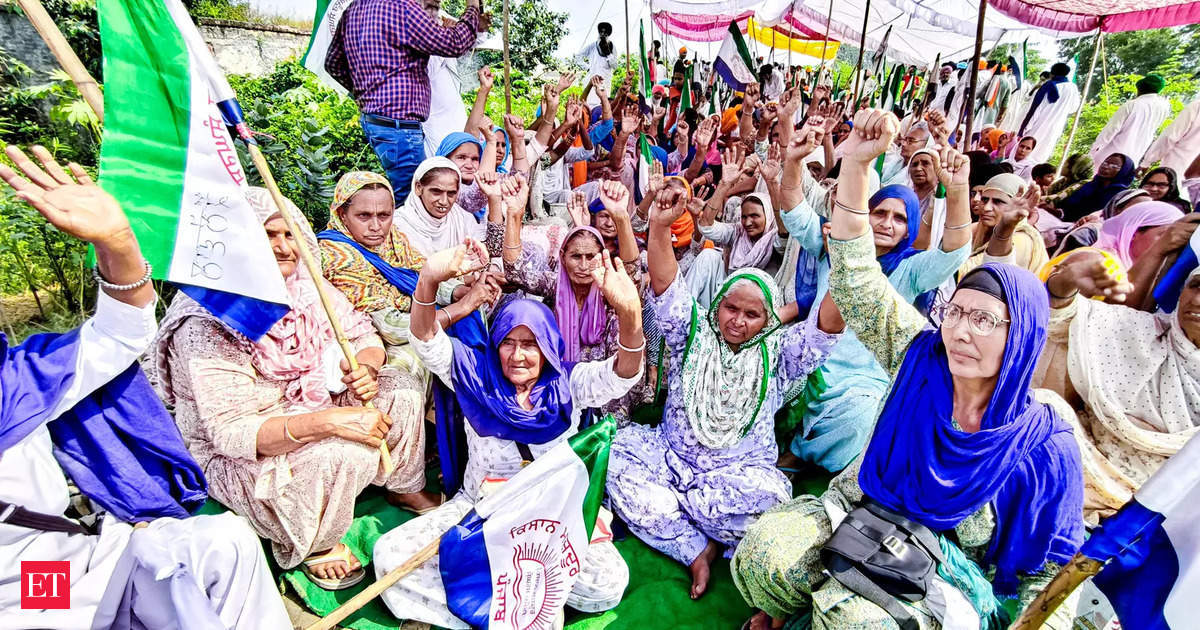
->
xmin=265 ymin=488 xmax=755 ymax=630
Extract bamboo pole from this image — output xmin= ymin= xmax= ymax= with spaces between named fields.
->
xmin=960 ymin=0 xmax=988 ymax=149
xmin=242 ymin=143 xmax=394 ymax=475
xmin=1010 ymin=553 xmax=1103 ymax=630
xmin=304 ymin=536 xmax=441 ymax=630
xmin=16 ymin=0 xmax=104 ymax=124
xmin=821 ymin=0 xmax=834 ymax=68
xmin=850 ymin=0 xmax=872 ymax=110
xmin=1055 ymin=31 xmax=1102 ymax=178
xmin=502 ymin=0 xmax=512 ymax=114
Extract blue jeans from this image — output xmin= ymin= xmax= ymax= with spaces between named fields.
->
xmin=360 ymin=115 xmax=425 ymax=205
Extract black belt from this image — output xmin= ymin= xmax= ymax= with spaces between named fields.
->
xmin=0 ymin=499 xmax=97 ymax=536
xmin=363 ymin=113 xmax=423 ymax=129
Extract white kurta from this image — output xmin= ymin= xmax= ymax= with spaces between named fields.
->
xmin=1022 ymin=80 xmax=1081 ymax=165
xmin=424 ymin=55 xmax=468 ymax=156
xmin=1089 ymin=93 xmax=1172 ymax=169
xmin=1141 ymin=99 xmax=1200 ymax=177
xmin=929 ymin=78 xmax=957 ymax=113
xmin=0 ymin=291 xmax=288 ymax=630
xmin=373 ymin=326 xmax=640 ymax=628
xmin=576 ymin=41 xmax=617 ymax=108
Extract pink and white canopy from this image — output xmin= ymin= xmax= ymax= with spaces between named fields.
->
xmin=988 ymin=0 xmax=1200 ymax=33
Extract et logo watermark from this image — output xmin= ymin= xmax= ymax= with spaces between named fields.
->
xmin=20 ymin=561 xmax=70 ymax=609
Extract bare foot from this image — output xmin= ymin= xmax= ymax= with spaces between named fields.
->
xmin=306 ymin=543 xmax=361 ymax=580
xmin=776 ymin=450 xmax=804 ymax=470
xmin=387 ymin=490 xmax=442 ymax=513
xmin=689 ymin=539 xmax=721 ymax=599
xmin=744 ymin=611 xmax=785 ymax=630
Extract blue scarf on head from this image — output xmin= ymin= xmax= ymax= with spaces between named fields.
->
xmin=793 ymin=185 xmax=922 ymax=319
xmin=857 ymin=265 xmax=1084 ymax=596
xmin=1056 ymin=153 xmax=1136 ymax=223
xmin=315 ymin=230 xmax=488 ymax=348
xmin=440 ymin=300 xmax=575 ymax=492
xmin=1 ymin=331 xmax=207 ymax=522
xmin=436 ymin=132 xmax=484 ymax=162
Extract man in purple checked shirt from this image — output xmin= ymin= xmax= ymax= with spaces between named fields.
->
xmin=327 ymin=0 xmax=489 ymax=204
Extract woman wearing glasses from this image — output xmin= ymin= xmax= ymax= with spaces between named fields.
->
xmin=733 ymin=109 xmax=1085 ymax=630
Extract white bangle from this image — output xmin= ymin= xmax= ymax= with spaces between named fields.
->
xmin=412 ymin=294 xmax=436 ymax=307
xmin=618 ymin=339 xmax=646 ymax=353
xmin=93 ymin=260 xmax=152 ymax=292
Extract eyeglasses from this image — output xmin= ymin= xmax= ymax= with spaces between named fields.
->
xmin=1143 ymin=181 xmax=1171 ymax=189
xmin=932 ymin=303 xmax=1010 ymax=337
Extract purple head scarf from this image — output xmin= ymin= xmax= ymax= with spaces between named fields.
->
xmin=858 ymin=264 xmax=1084 ymax=596
xmin=556 ymin=227 xmax=608 ymax=362
xmin=450 ymin=299 xmax=574 ymax=445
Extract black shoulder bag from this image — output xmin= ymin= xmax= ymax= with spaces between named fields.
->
xmin=821 ymin=500 xmax=946 ymax=630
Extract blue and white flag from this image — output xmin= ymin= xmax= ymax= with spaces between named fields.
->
xmin=1151 ymin=221 xmax=1200 ymax=312
xmin=438 ymin=416 xmax=616 ymax=629
xmin=1080 ymin=432 xmax=1200 ymax=629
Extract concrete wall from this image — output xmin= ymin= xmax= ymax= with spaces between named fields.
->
xmin=198 ymin=18 xmax=310 ymax=77
xmin=0 ymin=13 xmax=308 ymax=82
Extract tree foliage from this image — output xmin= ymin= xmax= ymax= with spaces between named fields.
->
xmin=987 ymin=43 xmax=1049 ymax=83
xmin=443 ymin=0 xmax=568 ymax=73
xmin=1058 ymin=26 xmax=1200 ymax=98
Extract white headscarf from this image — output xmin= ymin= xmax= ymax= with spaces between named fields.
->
xmin=393 ymin=156 xmax=485 ymax=256
xmin=727 ymin=193 xmax=778 ymax=270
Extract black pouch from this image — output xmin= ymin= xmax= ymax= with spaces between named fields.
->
xmin=822 ymin=500 xmax=946 ymax=630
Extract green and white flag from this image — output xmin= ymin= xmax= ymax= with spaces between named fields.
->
xmin=637 ymin=133 xmax=655 ymax=201
xmin=302 ymin=0 xmax=356 ymax=93
xmin=98 ymin=0 xmax=289 ymax=339
xmin=639 ymin=21 xmax=653 ymax=100
xmin=678 ymin=62 xmax=694 ymax=116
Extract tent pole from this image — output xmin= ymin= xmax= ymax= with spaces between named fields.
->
xmin=850 ymin=0 xmax=871 ymax=111
xmin=821 ymin=0 xmax=834 ymax=69
xmin=1056 ymin=30 xmax=1103 ymax=178
xmin=1100 ymin=34 xmax=1109 ymax=107
xmin=502 ymin=0 xmax=512 ymax=113
xmin=960 ymin=0 xmax=987 ymax=150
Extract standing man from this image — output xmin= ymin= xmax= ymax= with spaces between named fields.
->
xmin=576 ymin=22 xmax=617 ymax=108
xmin=1018 ymin=62 xmax=1081 ymax=165
xmin=975 ymin=62 xmax=1013 ymax=128
xmin=1141 ymin=98 xmax=1200 ymax=181
xmin=327 ymin=0 xmax=486 ymax=204
xmin=1090 ymin=73 xmax=1172 ymax=171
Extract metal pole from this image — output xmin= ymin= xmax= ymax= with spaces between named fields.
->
xmin=16 ymin=0 xmax=104 ymax=123
xmin=501 ymin=0 xmax=511 ymax=112
xmin=961 ymin=0 xmax=988 ymax=149
xmin=1056 ymin=30 xmax=1103 ymax=177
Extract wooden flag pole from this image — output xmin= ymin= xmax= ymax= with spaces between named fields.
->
xmin=1010 ymin=553 xmax=1103 ymax=630
xmin=16 ymin=0 xmax=104 ymax=123
xmin=624 ymin=0 xmax=631 ymax=75
xmin=242 ymin=143 xmax=395 ymax=476
xmin=502 ymin=0 xmax=512 ymax=114
xmin=304 ymin=537 xmax=441 ymax=630
xmin=1055 ymin=30 xmax=1102 ymax=178
xmin=849 ymin=0 xmax=872 ymax=111
xmin=960 ymin=0 xmax=988 ymax=150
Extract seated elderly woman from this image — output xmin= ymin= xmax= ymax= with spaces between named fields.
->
xmin=775 ymin=123 xmax=973 ymax=473
xmin=959 ymin=173 xmax=1049 ymax=276
xmin=154 ymin=188 xmax=435 ymax=591
xmin=1038 ymin=248 xmax=1198 ymax=520
xmin=373 ymin=232 xmax=646 ymax=626
xmin=320 ymin=172 xmax=496 ymax=374
xmin=501 ymin=179 xmax=647 ymax=424
xmin=734 ymin=110 xmax=1084 ymax=630
xmin=606 ymin=179 xmax=844 ymax=601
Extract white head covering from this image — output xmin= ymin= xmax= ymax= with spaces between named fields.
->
xmin=727 ymin=192 xmax=779 ymax=270
xmin=392 ymin=156 xmax=483 ymax=256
